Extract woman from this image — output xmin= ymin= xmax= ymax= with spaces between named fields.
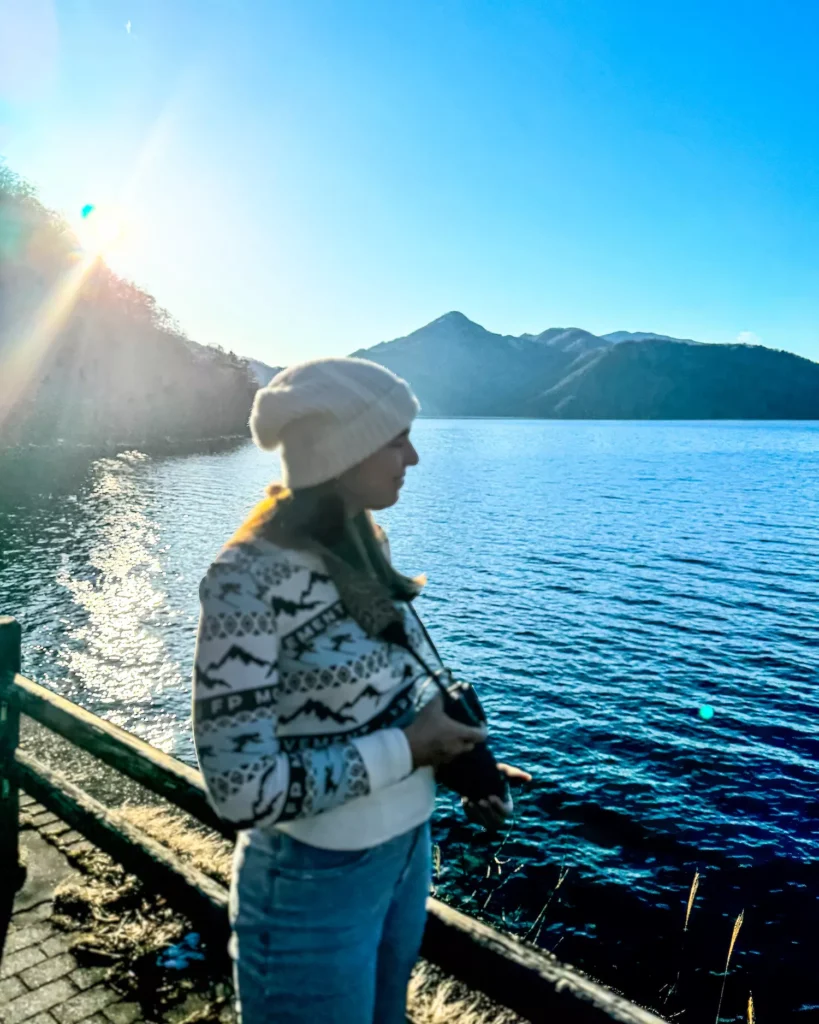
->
xmin=193 ymin=356 xmax=527 ymax=1024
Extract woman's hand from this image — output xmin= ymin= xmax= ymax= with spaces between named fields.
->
xmin=402 ymin=693 xmax=488 ymax=770
xmin=462 ymin=762 xmax=533 ymax=831
xmin=496 ymin=763 xmax=532 ymax=785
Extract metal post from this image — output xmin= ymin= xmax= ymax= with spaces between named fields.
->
xmin=0 ymin=615 xmax=25 ymax=891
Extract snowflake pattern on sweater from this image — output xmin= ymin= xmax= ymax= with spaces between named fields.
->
xmin=193 ymin=537 xmax=435 ymax=831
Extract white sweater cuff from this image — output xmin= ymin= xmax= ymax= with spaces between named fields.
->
xmin=352 ymin=729 xmax=413 ymax=791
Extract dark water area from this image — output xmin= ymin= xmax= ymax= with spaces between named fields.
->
xmin=1 ymin=421 xmax=817 ymax=1022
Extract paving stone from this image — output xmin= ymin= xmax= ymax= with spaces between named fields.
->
xmin=56 ymin=831 xmax=85 ymax=847
xmin=101 ymin=1003 xmax=143 ymax=1024
xmin=21 ymin=1015 xmax=60 ymax=1024
xmin=52 ymin=986 xmax=120 ymax=1024
xmin=19 ymin=804 xmax=47 ymax=824
xmin=165 ymin=994 xmax=212 ymax=1024
xmin=11 ymin=902 xmax=53 ymax=928
xmin=19 ymin=792 xmax=35 ymax=807
xmin=4 ymin=978 xmax=76 ymax=1024
xmin=40 ymin=821 xmax=71 ymax=838
xmin=64 ymin=840 xmax=94 ymax=857
xmin=0 ymin=974 xmax=27 ymax=1003
xmin=29 ymin=810 xmax=59 ymax=827
xmin=69 ymin=965 xmax=108 ymax=992
xmin=41 ymin=934 xmax=74 ymax=958
xmin=0 ymin=943 xmax=46 ymax=980
xmin=4 ymin=921 xmax=54 ymax=955
xmin=14 ymin=833 xmax=79 ymax=913
xmin=20 ymin=953 xmax=77 ymax=989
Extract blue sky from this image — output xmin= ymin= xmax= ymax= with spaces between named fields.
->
xmin=2 ymin=0 xmax=818 ymax=365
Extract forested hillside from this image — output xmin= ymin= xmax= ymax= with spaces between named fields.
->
xmin=0 ymin=163 xmax=256 ymax=448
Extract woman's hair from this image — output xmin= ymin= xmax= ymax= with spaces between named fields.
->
xmin=229 ymin=482 xmax=423 ymax=602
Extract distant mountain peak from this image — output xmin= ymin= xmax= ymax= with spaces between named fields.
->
xmin=424 ymin=311 xmax=487 ymax=334
xmin=433 ymin=311 xmax=473 ymax=325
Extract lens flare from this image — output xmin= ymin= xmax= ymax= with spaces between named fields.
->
xmin=74 ymin=203 xmax=128 ymax=258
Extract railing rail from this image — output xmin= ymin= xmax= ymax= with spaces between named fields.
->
xmin=12 ymin=672 xmax=231 ymax=839
xmin=0 ymin=615 xmax=667 ymax=1024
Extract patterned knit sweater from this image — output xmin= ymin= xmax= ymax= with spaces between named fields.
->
xmin=192 ymin=535 xmax=438 ymax=850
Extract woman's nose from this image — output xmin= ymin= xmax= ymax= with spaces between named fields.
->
xmin=405 ymin=441 xmax=420 ymax=467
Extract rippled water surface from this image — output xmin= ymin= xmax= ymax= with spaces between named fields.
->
xmin=2 ymin=420 xmax=817 ymax=1017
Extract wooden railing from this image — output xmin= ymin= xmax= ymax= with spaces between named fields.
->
xmin=0 ymin=615 xmax=667 ymax=1024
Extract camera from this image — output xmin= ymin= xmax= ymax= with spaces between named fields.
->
xmin=433 ymin=671 xmax=510 ymax=804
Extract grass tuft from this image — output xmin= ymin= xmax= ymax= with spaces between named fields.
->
xmin=714 ymin=910 xmax=745 ymax=1024
xmin=408 ymin=963 xmax=524 ymax=1024
xmin=120 ymin=805 xmax=233 ymax=885
xmin=684 ymin=870 xmax=700 ymax=932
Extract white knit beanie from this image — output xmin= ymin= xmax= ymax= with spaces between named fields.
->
xmin=249 ymin=357 xmax=420 ymax=489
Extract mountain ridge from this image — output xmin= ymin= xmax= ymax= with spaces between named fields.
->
xmin=601 ymin=330 xmax=698 ymax=345
xmin=351 ymin=313 xmax=819 ymax=420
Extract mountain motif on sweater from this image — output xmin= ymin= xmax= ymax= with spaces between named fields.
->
xmin=193 ymin=535 xmax=437 ymax=832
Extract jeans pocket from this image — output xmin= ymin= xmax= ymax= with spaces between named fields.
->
xmin=272 ymin=832 xmax=373 ymax=881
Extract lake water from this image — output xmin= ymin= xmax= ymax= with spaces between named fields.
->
xmin=2 ymin=420 xmax=817 ymax=1021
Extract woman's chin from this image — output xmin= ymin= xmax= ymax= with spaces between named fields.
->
xmin=368 ymin=489 xmax=401 ymax=511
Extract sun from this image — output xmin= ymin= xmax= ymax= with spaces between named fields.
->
xmin=73 ymin=203 xmax=132 ymax=262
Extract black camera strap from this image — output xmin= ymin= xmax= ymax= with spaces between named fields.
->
xmin=380 ymin=609 xmax=452 ymax=701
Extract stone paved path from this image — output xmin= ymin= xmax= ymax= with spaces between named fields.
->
xmin=1 ymin=794 xmax=149 ymax=1024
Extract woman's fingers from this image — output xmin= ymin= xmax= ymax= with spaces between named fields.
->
xmin=461 ymin=793 xmax=514 ymax=830
xmin=463 ymin=799 xmax=497 ymax=828
xmin=404 ymin=695 xmax=486 ymax=768
xmin=462 ymin=799 xmax=490 ymax=827
xmin=456 ymin=721 xmax=488 ymax=745
xmin=496 ymin=762 xmax=532 ymax=784
xmin=487 ymin=794 xmax=513 ymax=816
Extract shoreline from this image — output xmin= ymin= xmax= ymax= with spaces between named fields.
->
xmin=0 ymin=436 xmax=251 ymax=502
xmin=0 ymin=434 xmax=250 ymax=459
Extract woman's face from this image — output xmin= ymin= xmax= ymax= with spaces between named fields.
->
xmin=337 ymin=430 xmax=419 ymax=512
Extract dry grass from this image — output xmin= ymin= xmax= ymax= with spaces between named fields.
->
xmin=408 ymin=962 xmax=525 ymax=1024
xmin=119 ymin=805 xmax=233 ymax=885
xmin=725 ymin=911 xmax=745 ymax=973
xmin=51 ymin=830 xmax=182 ymax=960
xmin=684 ymin=870 xmax=700 ymax=932
xmin=714 ymin=910 xmax=745 ymax=1024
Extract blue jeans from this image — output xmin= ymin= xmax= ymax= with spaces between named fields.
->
xmin=229 ymin=822 xmax=432 ymax=1024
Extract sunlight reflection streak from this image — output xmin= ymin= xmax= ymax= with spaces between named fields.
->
xmin=56 ymin=456 xmax=183 ymax=752
xmin=0 ymin=254 xmax=97 ymax=433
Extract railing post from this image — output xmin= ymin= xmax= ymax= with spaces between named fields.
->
xmin=0 ymin=615 xmax=25 ymax=891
